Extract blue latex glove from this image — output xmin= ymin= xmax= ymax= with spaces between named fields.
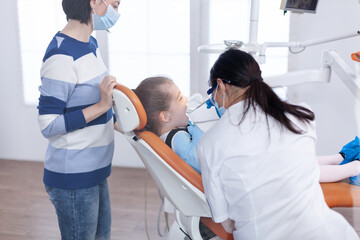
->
xmin=187 ymin=120 xmax=203 ymax=140
xmin=172 ymin=131 xmax=202 ymax=174
xmin=188 ymin=119 xmax=194 ymax=126
xmin=349 ymin=152 xmax=360 ymax=185
xmin=339 ymin=136 xmax=360 ymax=165
xmin=206 ymin=99 xmax=214 ymax=109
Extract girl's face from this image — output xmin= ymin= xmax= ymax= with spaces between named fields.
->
xmin=167 ymin=83 xmax=189 ymax=128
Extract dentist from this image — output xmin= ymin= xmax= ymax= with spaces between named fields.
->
xmin=197 ymin=48 xmax=359 ymax=240
xmin=37 ymin=0 xmax=121 ymax=239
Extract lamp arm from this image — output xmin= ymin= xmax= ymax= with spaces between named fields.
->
xmin=264 ymin=68 xmax=331 ymax=88
xmin=323 ymin=50 xmax=360 ymax=99
xmin=264 ymin=50 xmax=360 ymax=102
xmin=260 ymin=31 xmax=360 ymax=56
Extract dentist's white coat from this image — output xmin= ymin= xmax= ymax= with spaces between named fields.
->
xmin=197 ymin=101 xmax=358 ymax=240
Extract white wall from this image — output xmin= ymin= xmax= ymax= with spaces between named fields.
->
xmin=0 ymin=1 xmax=144 ymax=167
xmin=287 ymin=0 xmax=360 ymax=155
xmin=2 ymin=0 xmax=360 ymax=163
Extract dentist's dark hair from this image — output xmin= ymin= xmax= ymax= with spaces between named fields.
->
xmin=134 ymin=77 xmax=173 ymax=136
xmin=62 ymin=0 xmax=92 ymax=24
xmin=209 ymin=48 xmax=314 ymax=134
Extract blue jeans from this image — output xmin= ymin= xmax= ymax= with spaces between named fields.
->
xmin=45 ymin=180 xmax=111 ymax=240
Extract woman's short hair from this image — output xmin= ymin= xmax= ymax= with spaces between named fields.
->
xmin=62 ymin=0 xmax=92 ymax=24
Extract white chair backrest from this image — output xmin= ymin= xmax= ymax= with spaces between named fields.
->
xmin=129 ymin=137 xmax=211 ymax=217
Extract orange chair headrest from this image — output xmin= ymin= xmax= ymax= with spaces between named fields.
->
xmin=113 ymin=84 xmax=147 ymax=132
xmin=351 ymin=51 xmax=360 ymax=62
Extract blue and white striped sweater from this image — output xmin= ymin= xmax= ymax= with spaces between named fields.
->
xmin=37 ymin=32 xmax=114 ymax=189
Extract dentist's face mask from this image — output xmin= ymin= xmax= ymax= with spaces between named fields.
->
xmin=209 ymin=85 xmax=226 ymax=118
xmin=92 ymin=0 xmax=120 ymax=30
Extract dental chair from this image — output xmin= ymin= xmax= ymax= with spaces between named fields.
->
xmin=113 ymin=84 xmax=232 ymax=240
xmin=112 ymin=84 xmax=360 ymax=240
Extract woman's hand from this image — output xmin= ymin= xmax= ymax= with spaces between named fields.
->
xmin=82 ymin=75 xmax=117 ymax=124
xmin=99 ymin=75 xmax=117 ymax=111
xmin=187 ymin=121 xmax=204 ymax=140
xmin=221 ymin=218 xmax=235 ymax=233
xmin=114 ymin=122 xmax=123 ymax=134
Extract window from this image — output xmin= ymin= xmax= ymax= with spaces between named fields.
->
xmin=207 ymin=0 xmax=290 ymax=99
xmin=108 ymin=0 xmax=190 ymax=95
xmin=18 ymin=0 xmax=288 ymax=104
xmin=209 ymin=0 xmax=290 ymax=77
xmin=18 ymin=0 xmax=67 ymax=105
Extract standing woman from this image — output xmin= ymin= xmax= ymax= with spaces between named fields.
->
xmin=197 ymin=48 xmax=359 ymax=240
xmin=37 ymin=0 xmax=120 ymax=239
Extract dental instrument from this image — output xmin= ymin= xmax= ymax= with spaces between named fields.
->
xmin=186 ymin=99 xmax=208 ymax=114
xmin=192 ymin=119 xmax=219 ymax=124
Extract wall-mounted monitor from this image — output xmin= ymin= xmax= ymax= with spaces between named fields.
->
xmin=280 ymin=0 xmax=319 ymax=13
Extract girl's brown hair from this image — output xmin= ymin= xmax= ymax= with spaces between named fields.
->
xmin=133 ymin=77 xmax=173 ymax=136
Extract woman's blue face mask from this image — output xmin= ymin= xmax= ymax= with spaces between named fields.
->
xmin=92 ymin=0 xmax=120 ymax=30
xmin=208 ymin=85 xmax=226 ymax=118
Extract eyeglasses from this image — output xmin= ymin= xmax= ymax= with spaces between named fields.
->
xmin=207 ymin=85 xmax=217 ymax=106
xmin=206 ymin=79 xmax=231 ymax=106
xmin=207 ymin=84 xmax=216 ymax=95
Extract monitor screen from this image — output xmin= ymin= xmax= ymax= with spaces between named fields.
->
xmin=282 ymin=0 xmax=319 ymax=13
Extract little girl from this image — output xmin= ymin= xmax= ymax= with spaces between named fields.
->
xmin=133 ymin=76 xmax=203 ymax=173
xmin=134 ymin=76 xmax=360 ymax=185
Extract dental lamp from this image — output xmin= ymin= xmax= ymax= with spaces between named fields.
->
xmin=198 ymin=0 xmax=360 ymax=101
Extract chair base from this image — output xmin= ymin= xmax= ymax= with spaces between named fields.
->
xmin=167 ymin=221 xmax=223 ymax=240
xmin=167 ymin=221 xmax=190 ymax=240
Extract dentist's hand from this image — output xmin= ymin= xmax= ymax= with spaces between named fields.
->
xmin=339 ymin=136 xmax=360 ymax=165
xmin=99 ymin=75 xmax=117 ymax=111
xmin=206 ymin=99 xmax=214 ymax=109
xmin=187 ymin=120 xmax=203 ymax=140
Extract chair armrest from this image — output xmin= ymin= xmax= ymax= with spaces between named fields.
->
xmin=321 ymin=182 xmax=360 ymax=208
